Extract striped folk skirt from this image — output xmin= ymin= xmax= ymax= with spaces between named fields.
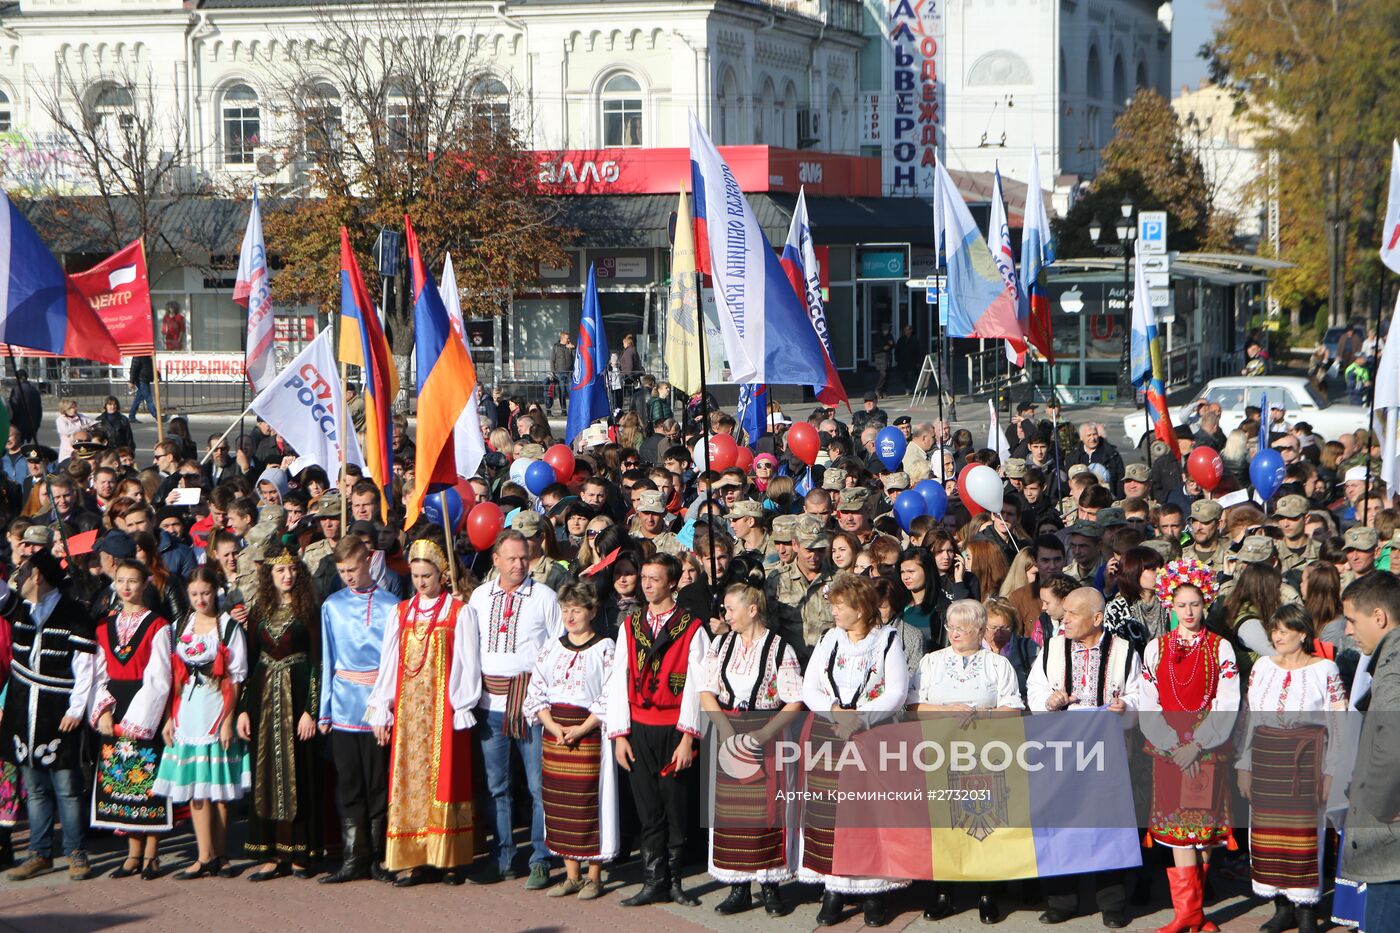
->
xmin=709 ymin=716 xmax=792 ymax=883
xmin=1248 ymin=725 xmax=1326 ymax=904
xmin=541 ymin=704 xmax=606 ymax=861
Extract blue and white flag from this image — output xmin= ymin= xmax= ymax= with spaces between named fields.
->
xmin=566 ymin=264 xmax=611 ymax=444
xmin=688 ymin=112 xmax=827 ymax=387
xmin=736 ymin=383 xmax=767 ymax=449
xmin=251 ymin=327 xmax=364 ymax=476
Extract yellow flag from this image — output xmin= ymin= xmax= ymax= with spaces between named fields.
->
xmin=665 ymin=188 xmax=702 ymax=396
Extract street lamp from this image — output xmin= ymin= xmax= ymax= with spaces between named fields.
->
xmin=1086 ymin=200 xmax=1137 ymax=398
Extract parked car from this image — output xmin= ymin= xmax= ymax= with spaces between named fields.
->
xmin=1122 ymin=375 xmax=1366 ymax=449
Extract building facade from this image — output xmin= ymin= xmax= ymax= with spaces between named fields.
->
xmin=0 ymin=0 xmax=1175 ymax=396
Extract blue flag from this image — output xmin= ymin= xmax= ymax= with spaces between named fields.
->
xmin=736 ymin=383 xmax=767 ymax=449
xmin=566 ymin=265 xmax=611 ymax=444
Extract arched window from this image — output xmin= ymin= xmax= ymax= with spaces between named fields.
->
xmin=385 ymin=83 xmax=410 ymax=152
xmin=717 ymin=69 xmax=739 ymax=145
xmin=828 ymin=88 xmax=846 ymax=152
xmin=601 ymin=73 xmax=642 ymax=147
xmin=304 ymin=81 xmax=342 ymax=156
xmin=222 ymin=83 xmax=260 ymax=165
xmin=1086 ymin=46 xmax=1103 ymax=99
xmin=755 ymin=78 xmax=775 ymax=145
xmin=472 ymin=77 xmax=511 ymax=134
xmin=1112 ymin=55 xmax=1127 ymax=106
xmin=0 ymin=89 xmax=10 ymax=132
xmin=91 ymin=83 xmax=135 ymax=135
xmin=1136 ymin=60 xmax=1149 ymax=91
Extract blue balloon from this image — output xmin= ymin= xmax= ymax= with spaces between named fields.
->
xmin=914 ymin=478 xmax=947 ymax=521
xmin=524 ymin=459 xmax=557 ymax=496
xmin=422 ymin=485 xmax=466 ymax=532
xmin=1249 ymin=449 xmax=1286 ymax=501
xmin=893 ymin=489 xmax=927 ymax=533
xmin=875 ymin=426 xmax=907 ymax=472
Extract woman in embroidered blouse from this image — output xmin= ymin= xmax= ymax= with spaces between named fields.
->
xmin=699 ymin=582 xmax=804 ymax=918
xmin=235 ymin=545 xmax=322 ymax=881
xmin=1236 ymin=604 xmax=1348 ymax=933
xmin=522 ymin=582 xmax=616 ymax=900
xmin=1138 ymin=559 xmax=1240 ymax=933
xmin=800 ymin=572 xmax=909 ymax=929
xmin=153 ymin=568 xmax=250 ymax=879
xmin=90 ymin=560 xmax=173 ymax=879
xmin=910 ymin=598 xmax=1024 ymax=925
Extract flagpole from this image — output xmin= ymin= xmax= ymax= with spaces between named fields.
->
xmin=695 ymin=268 xmax=717 ymax=587
xmin=440 ymin=490 xmax=459 ymax=596
xmin=1364 ymin=292 xmax=1384 ymax=524
xmin=202 ymin=397 xmax=260 ymax=464
xmin=339 ymin=359 xmax=349 ymax=528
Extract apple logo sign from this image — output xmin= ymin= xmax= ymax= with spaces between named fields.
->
xmin=1060 ymin=286 xmax=1084 ymax=314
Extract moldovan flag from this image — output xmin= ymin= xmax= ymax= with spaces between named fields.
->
xmin=439 ymin=253 xmax=486 ymax=481
xmin=665 ymin=188 xmax=704 ymax=396
xmin=337 ymin=228 xmax=397 ymax=517
xmin=404 ymin=216 xmax=477 ymax=528
xmin=0 ymin=191 xmax=121 ymax=364
xmin=830 ymin=714 xmax=1141 ymax=881
xmin=934 ymin=163 xmax=1023 ymax=343
xmin=250 ymin=327 xmax=364 ymax=476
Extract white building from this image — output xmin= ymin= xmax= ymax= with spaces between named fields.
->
xmin=1172 ymin=80 xmax=1264 ymax=242
xmin=0 ymin=0 xmax=1171 ymax=388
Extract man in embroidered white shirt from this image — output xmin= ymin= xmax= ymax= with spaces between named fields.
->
xmin=1025 ymin=587 xmax=1139 ymax=928
xmin=604 ymin=553 xmax=710 ymax=908
xmin=466 ymin=530 xmax=562 ymax=889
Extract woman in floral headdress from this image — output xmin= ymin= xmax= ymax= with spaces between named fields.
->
xmin=1138 ymin=558 xmax=1240 ymax=933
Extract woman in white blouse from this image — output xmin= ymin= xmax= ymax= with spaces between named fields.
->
xmin=799 ymin=572 xmax=909 ymax=928
xmin=909 ymin=599 xmax=1024 ymax=925
xmin=1236 ymin=604 xmax=1348 ymax=933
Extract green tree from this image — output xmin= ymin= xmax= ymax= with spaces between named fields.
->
xmin=1055 ymin=89 xmax=1221 ymax=257
xmin=1207 ymin=0 xmax=1400 ymax=325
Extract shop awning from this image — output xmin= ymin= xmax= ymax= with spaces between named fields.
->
xmin=557 ymin=193 xmax=938 ymax=248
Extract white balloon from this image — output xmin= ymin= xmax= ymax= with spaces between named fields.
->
xmin=509 ymin=457 xmax=535 ymax=485
xmin=965 ymin=464 xmax=1004 ymax=514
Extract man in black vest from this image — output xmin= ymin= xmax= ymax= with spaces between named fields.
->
xmin=1 ymin=553 xmax=97 ymax=881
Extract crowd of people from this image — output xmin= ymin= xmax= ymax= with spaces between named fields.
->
xmin=0 ymin=376 xmax=1397 ymax=933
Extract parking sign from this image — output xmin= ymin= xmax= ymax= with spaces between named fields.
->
xmin=1138 ymin=211 xmax=1168 ymax=254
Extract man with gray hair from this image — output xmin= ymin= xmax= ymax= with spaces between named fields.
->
xmin=902 ymin=422 xmax=937 ymax=477
xmin=1027 ymin=586 xmax=1139 ymax=927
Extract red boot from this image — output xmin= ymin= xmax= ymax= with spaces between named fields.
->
xmin=1196 ymin=864 xmax=1219 ymax=932
xmin=1156 ymin=866 xmax=1207 ymax=933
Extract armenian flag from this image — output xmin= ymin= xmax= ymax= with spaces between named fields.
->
xmin=404 ymin=217 xmax=478 ymax=528
xmin=337 ymin=228 xmax=397 ymax=518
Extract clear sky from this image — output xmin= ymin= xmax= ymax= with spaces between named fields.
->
xmin=1172 ymin=0 xmax=1219 ymax=94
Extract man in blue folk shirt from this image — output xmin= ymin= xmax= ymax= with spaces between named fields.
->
xmin=318 ymin=536 xmax=397 ymax=884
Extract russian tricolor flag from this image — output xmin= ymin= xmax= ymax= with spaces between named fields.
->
xmin=780 ymin=188 xmax=849 ymax=409
xmin=0 ymin=192 xmax=120 ymax=364
xmin=934 ymin=163 xmax=1023 ymax=343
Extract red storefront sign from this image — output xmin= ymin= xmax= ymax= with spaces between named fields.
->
xmin=534 ymin=147 xmax=882 ymax=198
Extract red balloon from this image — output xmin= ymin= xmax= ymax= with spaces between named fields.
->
xmin=708 ymin=433 xmax=739 ymax=471
xmin=787 ymin=421 xmax=820 ymax=465
xmin=734 ymin=447 xmax=754 ymax=472
xmin=454 ymin=478 xmax=477 ymax=513
xmin=1186 ymin=446 xmax=1224 ymax=492
xmin=466 ymin=502 xmax=505 ymax=551
xmin=543 ymin=443 xmax=576 ymax=483
xmin=956 ymin=463 xmax=984 ymax=515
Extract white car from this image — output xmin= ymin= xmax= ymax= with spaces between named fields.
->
xmin=1122 ymin=375 xmax=1366 ymax=450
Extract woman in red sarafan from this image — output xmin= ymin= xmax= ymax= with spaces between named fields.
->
xmin=1138 ymin=559 xmax=1240 ymax=933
